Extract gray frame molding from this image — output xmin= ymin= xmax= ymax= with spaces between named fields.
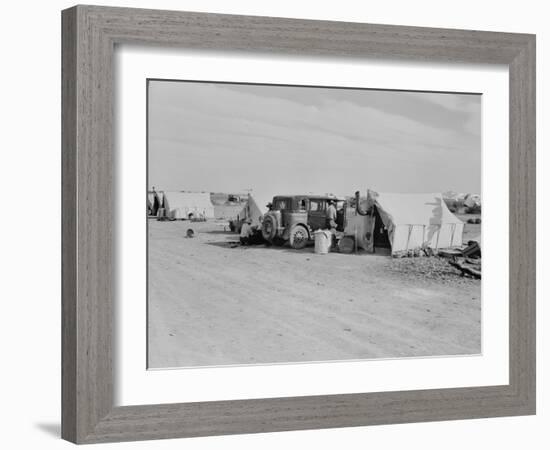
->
xmin=61 ymin=5 xmax=536 ymax=444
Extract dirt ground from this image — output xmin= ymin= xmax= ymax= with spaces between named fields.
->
xmin=148 ymin=219 xmax=481 ymax=368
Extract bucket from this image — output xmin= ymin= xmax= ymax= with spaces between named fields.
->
xmin=313 ymin=230 xmax=332 ymax=254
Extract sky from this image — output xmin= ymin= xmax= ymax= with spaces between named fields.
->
xmin=148 ymin=80 xmax=481 ymax=201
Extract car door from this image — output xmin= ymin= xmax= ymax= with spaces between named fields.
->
xmin=308 ymin=199 xmax=326 ymax=230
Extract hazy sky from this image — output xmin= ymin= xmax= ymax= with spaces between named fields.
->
xmin=148 ymin=80 xmax=481 ymax=201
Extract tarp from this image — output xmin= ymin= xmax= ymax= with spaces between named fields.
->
xmin=163 ymin=191 xmax=215 ymax=219
xmin=148 ymin=191 xmax=164 ymax=216
xmin=364 ymin=190 xmax=464 ymax=254
xmin=147 ymin=192 xmax=154 ymax=213
xmin=148 ymin=191 xmax=158 ymax=215
xmin=235 ymin=194 xmax=270 ymax=227
xmin=344 ymin=212 xmax=371 ymax=251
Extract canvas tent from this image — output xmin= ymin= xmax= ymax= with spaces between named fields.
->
xmin=163 ymin=191 xmax=215 ymax=220
xmin=147 ymin=193 xmax=154 ymax=215
xmin=355 ymin=190 xmax=464 ymax=255
xmin=235 ymin=194 xmax=270 ymax=228
xmin=147 ymin=190 xmax=164 ymax=216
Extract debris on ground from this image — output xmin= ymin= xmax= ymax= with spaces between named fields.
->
xmin=392 ymin=247 xmax=436 ymax=258
xmin=438 ymin=248 xmax=463 ymax=258
xmin=462 ymin=240 xmax=481 ymax=258
xmin=387 ymin=256 xmax=477 ymax=283
xmin=437 ymin=240 xmax=481 ymax=278
xmin=448 ymin=257 xmax=481 ymax=279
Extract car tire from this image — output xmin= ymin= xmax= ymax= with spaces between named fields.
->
xmin=289 ymin=225 xmax=309 ymax=250
xmin=261 ymin=214 xmax=278 ymax=241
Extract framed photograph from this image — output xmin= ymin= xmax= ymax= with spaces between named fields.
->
xmin=62 ymin=5 xmax=536 ymax=444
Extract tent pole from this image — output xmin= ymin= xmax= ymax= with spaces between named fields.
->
xmin=423 ymin=225 xmax=426 ymax=247
xmin=450 ymin=223 xmax=456 ymax=247
xmin=405 ymin=225 xmax=412 ymax=251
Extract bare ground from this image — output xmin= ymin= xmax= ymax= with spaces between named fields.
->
xmin=148 ymin=219 xmax=481 ymax=368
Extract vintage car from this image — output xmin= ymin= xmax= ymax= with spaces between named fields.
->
xmin=261 ymin=195 xmax=346 ymax=249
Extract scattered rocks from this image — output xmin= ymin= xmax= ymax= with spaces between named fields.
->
xmin=386 ymin=257 xmax=478 ymax=284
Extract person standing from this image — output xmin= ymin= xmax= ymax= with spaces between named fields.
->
xmin=326 ymin=200 xmax=337 ymax=230
xmin=326 ymin=200 xmax=338 ymax=249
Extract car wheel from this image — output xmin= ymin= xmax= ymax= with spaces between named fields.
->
xmin=289 ymin=225 xmax=309 ymax=250
xmin=261 ymin=214 xmax=277 ymax=241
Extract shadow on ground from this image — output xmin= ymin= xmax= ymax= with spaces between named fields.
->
xmin=203 ymin=240 xmax=393 ymax=257
xmin=203 ymin=240 xmax=338 ymax=254
xmin=202 ymin=230 xmax=234 ymax=235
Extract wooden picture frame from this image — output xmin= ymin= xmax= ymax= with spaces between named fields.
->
xmin=62 ymin=5 xmax=536 ymax=444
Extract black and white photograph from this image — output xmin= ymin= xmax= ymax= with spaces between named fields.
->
xmin=147 ymin=80 xmax=482 ymax=369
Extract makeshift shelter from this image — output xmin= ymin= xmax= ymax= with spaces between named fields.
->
xmin=357 ymin=190 xmax=464 ymax=255
xmin=162 ymin=191 xmax=215 ymax=220
xmin=147 ymin=191 xmax=164 ymax=216
xmin=235 ymin=194 xmax=269 ymax=228
xmin=147 ymin=193 xmax=153 ymax=215
xmin=344 ymin=213 xmax=372 ymax=251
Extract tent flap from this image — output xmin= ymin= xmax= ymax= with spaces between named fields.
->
xmin=237 ymin=195 xmax=268 ymax=227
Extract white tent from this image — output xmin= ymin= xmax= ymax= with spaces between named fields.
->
xmin=163 ymin=191 xmax=215 ymax=220
xmin=235 ymin=194 xmax=270 ymax=227
xmin=360 ymin=190 xmax=464 ymax=255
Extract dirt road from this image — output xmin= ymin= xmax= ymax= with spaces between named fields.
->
xmin=148 ymin=220 xmax=481 ymax=368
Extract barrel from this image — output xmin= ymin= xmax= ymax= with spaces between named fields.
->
xmin=313 ymin=230 xmax=332 ymax=254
